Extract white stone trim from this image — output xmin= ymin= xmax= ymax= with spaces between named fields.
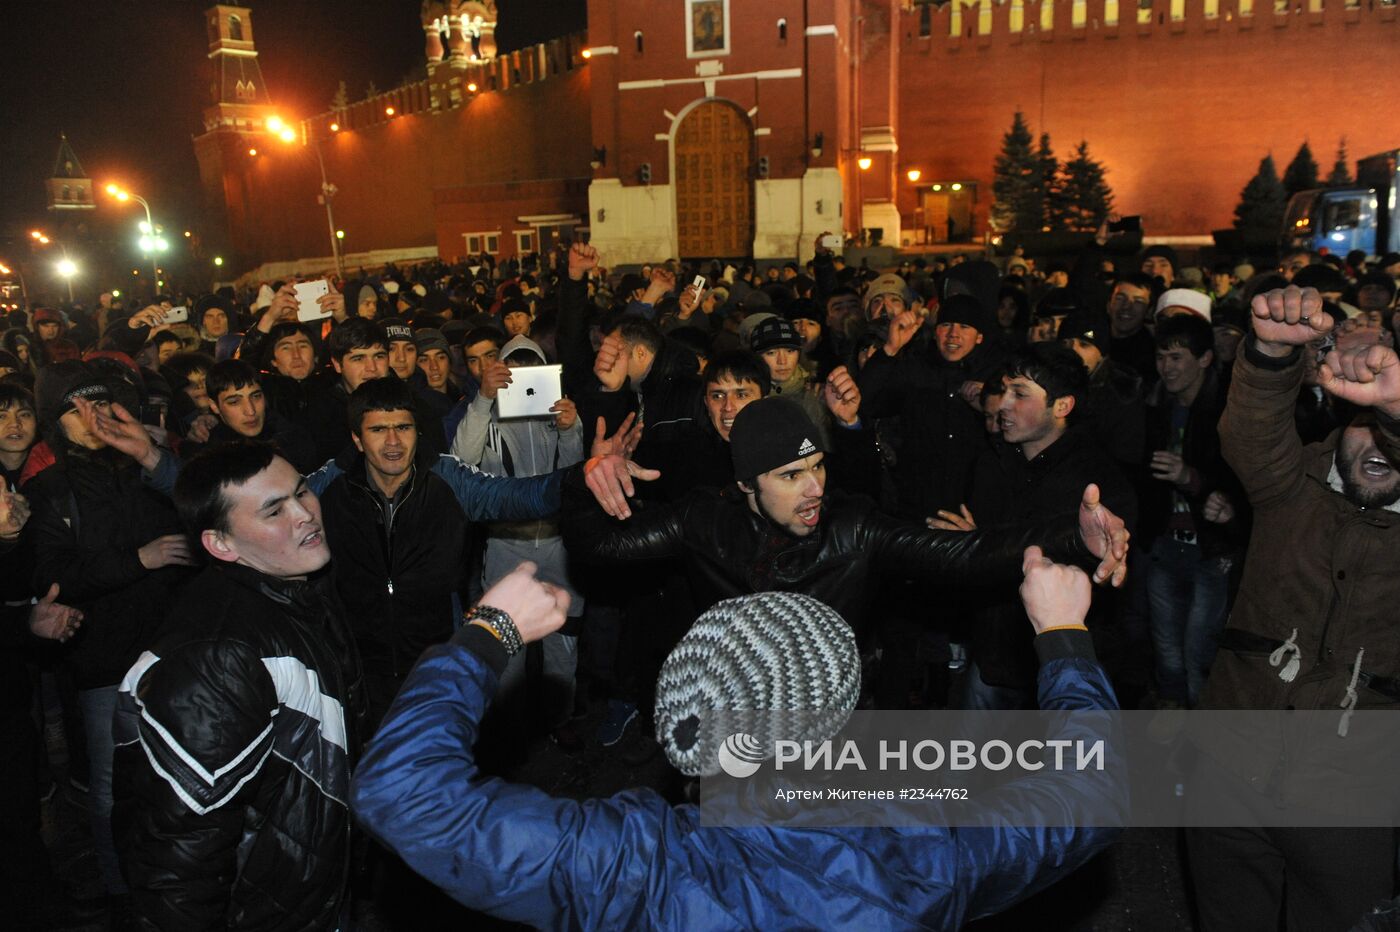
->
xmin=805 ymin=24 xmax=839 ymax=37
xmin=586 ymin=45 xmax=620 ymax=56
xmin=618 ymin=68 xmax=802 ymax=91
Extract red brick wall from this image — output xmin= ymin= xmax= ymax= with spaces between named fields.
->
xmin=210 ymin=66 xmax=592 ymax=269
xmin=587 ymin=0 xmax=815 ymax=186
xmin=898 ymin=0 xmax=1400 ymax=238
xmin=433 ymin=178 xmax=591 ymax=261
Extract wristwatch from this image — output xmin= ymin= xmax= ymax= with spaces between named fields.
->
xmin=465 ymin=605 xmax=524 ymax=656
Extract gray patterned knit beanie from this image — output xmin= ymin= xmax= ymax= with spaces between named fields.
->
xmin=654 ymin=592 xmax=860 ymax=777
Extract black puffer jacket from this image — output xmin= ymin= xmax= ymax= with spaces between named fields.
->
xmin=26 ymin=450 xmax=188 ymax=690
xmin=564 ymin=481 xmax=1094 ymax=638
xmin=259 ymin=370 xmax=350 ymax=466
xmin=113 ymin=563 xmax=364 ymax=932
xmin=857 ymin=341 xmax=1006 ymax=519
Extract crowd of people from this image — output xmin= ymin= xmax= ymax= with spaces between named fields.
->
xmin=3 ymin=225 xmax=1400 ymax=930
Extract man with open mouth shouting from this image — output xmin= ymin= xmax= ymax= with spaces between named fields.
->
xmin=568 ymin=396 xmax=1131 ymax=641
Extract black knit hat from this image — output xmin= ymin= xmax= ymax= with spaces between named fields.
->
xmin=1058 ymin=309 xmax=1112 ymax=355
xmin=34 ymin=361 xmax=111 ymax=431
xmin=937 ymin=293 xmax=991 ymax=333
xmin=1140 ymin=244 xmax=1179 ymax=272
xmin=748 ymin=316 xmax=802 ymax=354
xmin=654 ymin=592 xmax=860 ymax=777
xmin=781 ymin=298 xmax=822 ymax=325
xmin=729 ymin=397 xmax=827 ymax=480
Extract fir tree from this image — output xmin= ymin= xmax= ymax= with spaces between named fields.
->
xmin=991 ymin=111 xmax=1039 ymax=234
xmin=1233 ymin=155 xmax=1288 ymax=247
xmin=1055 ymin=141 xmax=1115 ymax=232
xmin=1328 ymin=136 xmax=1353 ymax=186
xmin=1282 ymin=142 xmax=1320 ymax=197
xmin=1037 ymin=133 xmax=1064 ymax=232
xmin=364 ymin=80 xmax=380 ymax=100
xmin=331 ymin=80 xmax=349 ymax=112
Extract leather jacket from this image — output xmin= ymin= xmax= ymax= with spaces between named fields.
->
xmin=563 ymin=479 xmax=1094 ymax=637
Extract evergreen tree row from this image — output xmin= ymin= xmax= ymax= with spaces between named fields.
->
xmin=990 ymin=111 xmax=1114 ymax=236
xmin=1233 ymin=138 xmax=1351 ymax=247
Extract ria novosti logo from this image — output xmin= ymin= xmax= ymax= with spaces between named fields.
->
xmin=717 ymin=732 xmax=765 ymax=778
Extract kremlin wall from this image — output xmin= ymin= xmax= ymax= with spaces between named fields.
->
xmin=193 ymin=0 xmax=1400 ymax=277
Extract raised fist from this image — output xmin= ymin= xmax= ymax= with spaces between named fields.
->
xmin=568 ymin=243 xmax=600 ymax=281
xmin=1250 ymin=286 xmax=1334 ymax=355
xmin=1319 ymin=342 xmax=1400 ymax=419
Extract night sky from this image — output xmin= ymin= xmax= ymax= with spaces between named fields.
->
xmin=0 ymin=0 xmax=586 ymax=239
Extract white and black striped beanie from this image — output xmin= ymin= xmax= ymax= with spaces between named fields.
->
xmin=654 ymin=592 xmax=860 ymax=777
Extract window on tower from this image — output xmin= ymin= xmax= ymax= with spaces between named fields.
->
xmin=229 ymin=15 xmax=244 ymax=41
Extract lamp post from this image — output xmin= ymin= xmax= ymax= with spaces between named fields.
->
xmin=270 ymin=117 xmax=346 ymax=279
xmin=55 ymin=257 xmax=77 ymax=302
xmin=105 ymin=184 xmax=161 ymax=288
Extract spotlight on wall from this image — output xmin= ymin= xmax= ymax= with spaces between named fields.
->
xmin=857 ymin=156 xmax=872 ymax=171
xmin=597 ymin=208 xmax=606 ymax=223
xmin=638 ymin=162 xmax=652 ymax=185
xmin=756 ymin=155 xmax=770 ymax=179
xmin=811 ymin=131 xmax=824 ymax=159
xmin=906 ymin=169 xmax=922 ymax=183
xmin=951 ymin=182 xmax=963 ymax=191
xmin=591 ymin=146 xmax=607 ymax=169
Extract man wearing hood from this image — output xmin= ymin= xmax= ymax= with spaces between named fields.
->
xmin=413 ymin=327 xmax=463 ymax=426
xmin=451 ymin=333 xmax=584 ymax=729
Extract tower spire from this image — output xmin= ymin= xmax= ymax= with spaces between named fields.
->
xmin=202 ymin=4 xmax=274 ymax=133
xmin=46 ymin=134 xmax=94 ymax=211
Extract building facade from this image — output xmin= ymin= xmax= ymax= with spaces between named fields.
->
xmin=195 ymin=0 xmax=1400 ymax=276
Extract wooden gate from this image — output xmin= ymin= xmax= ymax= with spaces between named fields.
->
xmin=674 ymin=101 xmax=753 ymax=259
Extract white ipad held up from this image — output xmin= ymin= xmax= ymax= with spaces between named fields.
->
xmin=496 ymin=364 xmax=563 ymax=419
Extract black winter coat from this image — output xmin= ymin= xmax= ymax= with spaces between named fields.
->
xmin=317 ymin=448 xmax=470 ymax=685
xmin=857 ymin=343 xmax=1004 ymax=519
xmin=1136 ymin=369 xmax=1248 ymax=558
xmin=26 ymin=452 xmax=187 ymax=689
xmin=113 ymin=563 xmax=364 ymax=932
xmin=260 ymin=370 xmax=350 ymax=466
xmin=965 ymin=427 xmax=1138 ymax=687
xmin=181 ymin=410 xmax=320 ymax=475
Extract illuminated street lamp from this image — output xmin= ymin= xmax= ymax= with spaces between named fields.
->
xmin=55 ymin=257 xmax=77 ymax=302
xmin=269 ymin=114 xmax=347 ymax=278
xmin=214 ymin=256 xmax=224 ymax=267
xmin=105 ymin=183 xmax=161 ymax=286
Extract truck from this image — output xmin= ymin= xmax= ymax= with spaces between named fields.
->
xmin=1283 ymin=149 xmax=1400 ymax=258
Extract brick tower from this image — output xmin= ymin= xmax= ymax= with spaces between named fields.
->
xmin=193 ymin=4 xmax=280 ymax=269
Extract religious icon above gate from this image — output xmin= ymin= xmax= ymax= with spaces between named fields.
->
xmin=687 ymin=0 xmax=729 ymax=58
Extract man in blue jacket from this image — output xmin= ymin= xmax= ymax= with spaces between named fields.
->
xmin=351 ymin=552 xmax=1124 ymax=929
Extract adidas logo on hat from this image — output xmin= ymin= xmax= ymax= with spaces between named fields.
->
xmin=797 ymin=437 xmax=816 ymax=457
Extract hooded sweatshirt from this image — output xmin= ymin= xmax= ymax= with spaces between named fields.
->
xmin=450 ymin=335 xmax=584 ymax=605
